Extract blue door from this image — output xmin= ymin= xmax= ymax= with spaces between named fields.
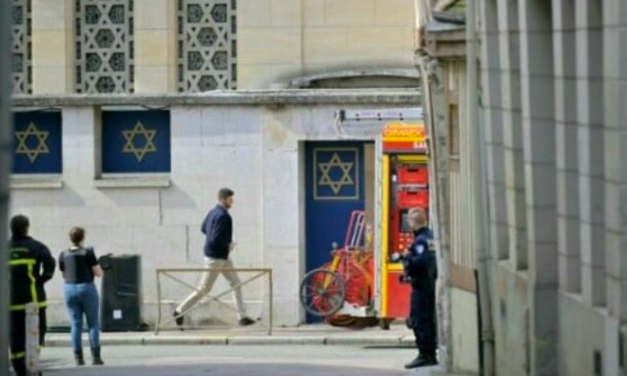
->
xmin=305 ymin=141 xmax=366 ymax=322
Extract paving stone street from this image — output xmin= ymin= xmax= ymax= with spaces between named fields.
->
xmin=39 ymin=344 xmax=462 ymax=376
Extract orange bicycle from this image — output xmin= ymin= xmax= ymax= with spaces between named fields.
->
xmin=299 ymin=211 xmax=373 ymax=318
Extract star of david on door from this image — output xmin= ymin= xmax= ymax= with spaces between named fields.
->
xmin=314 ymin=148 xmax=359 ymax=200
xmin=15 ymin=123 xmax=49 ymax=163
xmin=122 ymin=121 xmax=158 ymax=162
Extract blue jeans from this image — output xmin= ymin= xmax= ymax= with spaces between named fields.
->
xmin=64 ymin=283 xmax=100 ymax=352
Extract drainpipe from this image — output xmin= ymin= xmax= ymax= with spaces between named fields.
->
xmin=0 ymin=0 xmax=13 ymax=372
xmin=421 ymin=59 xmax=454 ymax=370
xmin=415 ymin=2 xmax=453 ymax=369
xmin=417 ymin=54 xmax=453 ymax=370
xmin=466 ymin=1 xmax=495 ymax=376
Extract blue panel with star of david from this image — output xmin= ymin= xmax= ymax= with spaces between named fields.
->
xmin=12 ymin=111 xmax=63 ymax=175
xmin=102 ymin=111 xmax=171 ymax=173
xmin=313 ymin=148 xmax=360 ymax=199
xmin=304 ymin=141 xmax=367 ymax=322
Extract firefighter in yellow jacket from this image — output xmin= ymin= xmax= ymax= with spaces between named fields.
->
xmin=9 ymin=214 xmax=56 ymax=376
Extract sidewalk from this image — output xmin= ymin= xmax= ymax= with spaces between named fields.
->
xmin=45 ymin=324 xmax=417 ymax=347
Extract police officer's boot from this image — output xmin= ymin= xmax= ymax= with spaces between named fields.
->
xmin=91 ymin=347 xmax=104 ymax=366
xmin=404 ymin=354 xmax=438 ymax=369
xmin=74 ymin=351 xmax=85 ymax=366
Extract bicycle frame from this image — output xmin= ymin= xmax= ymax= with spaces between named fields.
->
xmin=322 ymin=211 xmax=367 ymax=289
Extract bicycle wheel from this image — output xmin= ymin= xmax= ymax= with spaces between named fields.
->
xmin=299 ymin=268 xmax=346 ymax=317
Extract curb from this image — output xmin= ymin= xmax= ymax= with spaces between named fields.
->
xmin=44 ymin=335 xmax=414 ymax=348
xmin=227 ymin=336 xmax=325 ymax=346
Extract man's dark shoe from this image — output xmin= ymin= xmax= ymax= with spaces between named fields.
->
xmin=404 ymin=354 xmax=438 ymax=369
xmin=239 ymin=317 xmax=256 ymax=326
xmin=173 ymin=311 xmax=184 ymax=330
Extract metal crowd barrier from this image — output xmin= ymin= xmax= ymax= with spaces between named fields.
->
xmin=155 ymin=267 xmax=273 ymax=335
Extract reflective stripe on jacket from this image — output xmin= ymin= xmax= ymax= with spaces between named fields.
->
xmin=9 ymin=236 xmax=56 ymax=311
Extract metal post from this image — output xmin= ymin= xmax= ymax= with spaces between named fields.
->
xmin=25 ymin=303 xmax=40 ymax=375
xmin=268 ymin=270 xmax=273 ymax=336
xmin=0 ymin=0 xmax=14 ymax=372
xmin=155 ymin=271 xmax=162 ymax=335
xmin=467 ymin=1 xmax=495 ymax=375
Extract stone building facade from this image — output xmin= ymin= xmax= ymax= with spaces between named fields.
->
xmin=11 ymin=92 xmax=421 ymax=327
xmin=430 ymin=1 xmax=625 ymax=375
xmin=9 ymin=0 xmax=421 ymax=328
xmin=419 ymin=0 xmax=626 ymax=375
xmin=479 ymin=0 xmax=625 ymax=373
xmin=12 ymin=0 xmax=418 ymax=94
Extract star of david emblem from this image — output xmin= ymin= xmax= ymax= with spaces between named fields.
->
xmin=15 ymin=123 xmax=50 ymax=163
xmin=122 ymin=121 xmax=158 ymax=162
xmin=317 ymin=153 xmax=355 ymax=195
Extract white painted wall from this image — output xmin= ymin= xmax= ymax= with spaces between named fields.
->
xmin=450 ymin=287 xmax=479 ymax=373
xmin=10 ymin=102 xmax=411 ymax=327
xmin=558 ymin=294 xmax=620 ymax=376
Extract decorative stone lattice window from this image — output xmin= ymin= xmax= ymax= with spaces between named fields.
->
xmin=177 ymin=0 xmax=237 ymax=92
xmin=12 ymin=0 xmax=32 ymax=94
xmin=75 ymin=0 xmax=134 ymax=93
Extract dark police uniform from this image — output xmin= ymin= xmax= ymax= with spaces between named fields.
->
xmin=403 ymin=226 xmax=438 ymax=363
xmin=9 ymin=235 xmax=56 ymax=376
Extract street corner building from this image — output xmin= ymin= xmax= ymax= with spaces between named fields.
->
xmin=416 ymin=0 xmax=627 ymax=375
xmin=8 ymin=0 xmax=422 ymax=329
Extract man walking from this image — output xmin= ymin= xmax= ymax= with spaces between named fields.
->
xmin=9 ymin=214 xmax=56 ymax=376
xmin=173 ymin=188 xmax=255 ymax=327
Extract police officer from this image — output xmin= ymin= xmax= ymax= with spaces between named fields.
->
xmin=9 ymin=214 xmax=56 ymax=376
xmin=402 ymin=207 xmax=438 ymax=369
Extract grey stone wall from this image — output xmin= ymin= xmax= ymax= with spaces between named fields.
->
xmin=478 ymin=0 xmax=624 ymax=375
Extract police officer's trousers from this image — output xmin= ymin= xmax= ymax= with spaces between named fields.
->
xmin=409 ymin=288 xmax=437 ymax=356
